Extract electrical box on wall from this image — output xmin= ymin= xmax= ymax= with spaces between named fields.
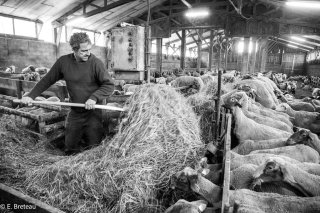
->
xmin=110 ymin=26 xmax=145 ymax=79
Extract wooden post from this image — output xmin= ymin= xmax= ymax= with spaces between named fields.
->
xmin=180 ymin=29 xmax=186 ymax=70
xmin=257 ymin=38 xmax=268 ymax=73
xmin=241 ymin=37 xmax=250 ymax=74
xmin=250 ymin=37 xmax=257 ymax=74
xmin=224 ymin=37 xmax=229 ymax=71
xmin=197 ymin=29 xmax=203 ymax=73
xmin=209 ymin=30 xmax=214 ymax=71
xmin=156 ymin=38 xmax=162 ymax=75
xmin=215 ymin=70 xmax=222 ymax=141
xmin=291 ymin=54 xmax=296 ymax=75
xmin=15 ymin=80 xmax=22 ymax=99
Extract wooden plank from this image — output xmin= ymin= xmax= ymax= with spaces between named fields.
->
xmin=221 ymin=113 xmax=232 ymax=213
xmin=0 ymin=183 xmax=65 ymax=213
xmin=42 ymin=121 xmax=65 ymax=134
xmin=0 ymin=105 xmax=41 ymax=121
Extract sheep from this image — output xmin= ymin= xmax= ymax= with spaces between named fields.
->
xmin=286 ymin=128 xmax=320 ymax=155
xmin=275 ymin=103 xmax=320 ymax=134
xmin=231 ymin=164 xmax=305 ymax=196
xmin=164 ymin=199 xmax=207 ymax=213
xmin=250 ymin=144 xmax=320 ymax=163
xmin=223 ymin=91 xmax=292 ymax=127
xmin=232 ymin=138 xmax=289 ymax=155
xmin=232 ymin=106 xmax=291 ymax=142
xmin=170 ymin=167 xmax=222 ymax=204
xmin=230 ymin=151 xmax=320 ymax=176
xmin=171 ymin=167 xmax=320 ymax=212
xmin=236 ymin=78 xmax=279 ymax=109
xmin=230 ymin=152 xmax=301 ymax=171
xmin=287 ymin=101 xmax=315 ymax=112
xmin=312 ymin=88 xmax=320 ymax=99
xmin=252 ymin=157 xmax=320 ymax=196
xmin=224 ymin=93 xmax=293 ymax=133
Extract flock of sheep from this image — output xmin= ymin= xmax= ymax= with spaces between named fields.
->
xmin=164 ymin=70 xmax=320 ymax=213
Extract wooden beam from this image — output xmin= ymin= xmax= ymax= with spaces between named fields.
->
xmin=53 ymin=0 xmax=96 ymax=26
xmin=241 ymin=37 xmax=250 ymax=74
xmin=0 ymin=13 xmax=43 ymax=24
xmin=83 ymin=0 xmax=133 ymax=17
xmin=208 ymin=30 xmax=214 ymax=71
xmin=197 ymin=29 xmax=203 ymax=72
xmin=156 ymin=38 xmax=162 ymax=74
xmin=180 ymin=29 xmax=186 ymax=69
xmin=152 ymin=1 xmax=228 ymax=12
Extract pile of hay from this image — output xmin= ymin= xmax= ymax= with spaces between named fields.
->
xmin=0 ymin=115 xmax=64 ymax=189
xmin=25 ymin=84 xmax=204 ymax=212
xmin=186 ymin=75 xmax=218 ymax=144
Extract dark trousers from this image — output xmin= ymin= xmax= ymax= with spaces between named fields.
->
xmin=65 ymin=109 xmax=104 ymax=153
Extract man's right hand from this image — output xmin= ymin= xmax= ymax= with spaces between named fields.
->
xmin=21 ymin=96 xmax=34 ymax=105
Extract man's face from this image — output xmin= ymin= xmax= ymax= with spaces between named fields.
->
xmin=74 ymin=42 xmax=92 ymax=62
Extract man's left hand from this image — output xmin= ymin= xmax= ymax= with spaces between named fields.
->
xmin=85 ymin=99 xmax=96 ymax=110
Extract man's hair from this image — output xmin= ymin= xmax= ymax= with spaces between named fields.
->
xmin=69 ymin=32 xmax=92 ymax=51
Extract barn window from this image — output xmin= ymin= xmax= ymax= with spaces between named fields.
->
xmin=0 ymin=16 xmax=13 ymax=35
xmin=14 ymin=19 xmax=36 ymax=38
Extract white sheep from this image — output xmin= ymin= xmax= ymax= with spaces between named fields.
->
xmin=275 ymin=103 xmax=320 ymax=134
xmin=225 ymin=93 xmax=293 ymax=133
xmin=252 ymin=157 xmax=320 ymax=196
xmin=250 ymin=144 xmax=320 ymax=163
xmin=286 ymin=128 xmax=320 ymax=155
xmin=232 ymin=106 xmax=291 ymax=142
xmin=232 ymin=138 xmax=289 ymax=155
xmin=171 ymin=167 xmax=320 ymax=212
xmin=164 ymin=199 xmax=207 ymax=213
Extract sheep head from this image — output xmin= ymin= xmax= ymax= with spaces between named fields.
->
xmin=164 ymin=199 xmax=208 ymax=213
xmin=170 ymin=167 xmax=200 ymax=192
xmin=222 ymin=92 xmax=248 ymax=109
xmin=286 ymin=128 xmax=311 ymax=146
xmin=275 ymin=103 xmax=290 ymax=112
xmin=251 ymin=157 xmax=296 ymax=189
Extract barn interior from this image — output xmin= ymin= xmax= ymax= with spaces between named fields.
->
xmin=0 ymin=0 xmax=320 ymax=213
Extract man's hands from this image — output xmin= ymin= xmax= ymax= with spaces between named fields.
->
xmin=85 ymin=99 xmax=96 ymax=110
xmin=21 ymin=96 xmax=34 ymax=105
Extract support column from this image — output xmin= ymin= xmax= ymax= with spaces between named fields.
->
xmin=180 ymin=30 xmax=186 ymax=70
xmin=156 ymin=38 xmax=162 ymax=75
xmin=259 ymin=38 xmax=268 ymax=73
xmin=196 ymin=29 xmax=203 ymax=72
xmin=224 ymin=37 xmax=229 ymax=70
xmin=241 ymin=37 xmax=250 ymax=74
xmin=249 ymin=37 xmax=257 ymax=73
xmin=208 ymin=30 xmax=214 ymax=71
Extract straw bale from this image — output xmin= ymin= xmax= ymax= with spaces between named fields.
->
xmin=24 ymin=84 xmax=204 ymax=213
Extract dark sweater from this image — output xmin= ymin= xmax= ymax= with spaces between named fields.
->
xmin=28 ymin=53 xmax=114 ymax=108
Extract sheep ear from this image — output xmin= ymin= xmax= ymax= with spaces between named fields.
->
xmin=281 ymin=165 xmax=296 ymax=184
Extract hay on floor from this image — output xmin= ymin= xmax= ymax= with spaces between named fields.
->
xmin=24 ymin=84 xmax=205 ymax=213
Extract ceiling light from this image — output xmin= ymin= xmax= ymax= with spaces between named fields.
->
xmin=286 ymin=1 xmax=320 ymax=9
xmin=291 ymin=36 xmax=306 ymax=42
xmin=287 ymin=44 xmax=298 ymax=48
xmin=185 ymin=8 xmax=209 ymax=18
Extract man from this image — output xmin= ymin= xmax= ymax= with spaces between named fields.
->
xmin=21 ymin=32 xmax=114 ymax=155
